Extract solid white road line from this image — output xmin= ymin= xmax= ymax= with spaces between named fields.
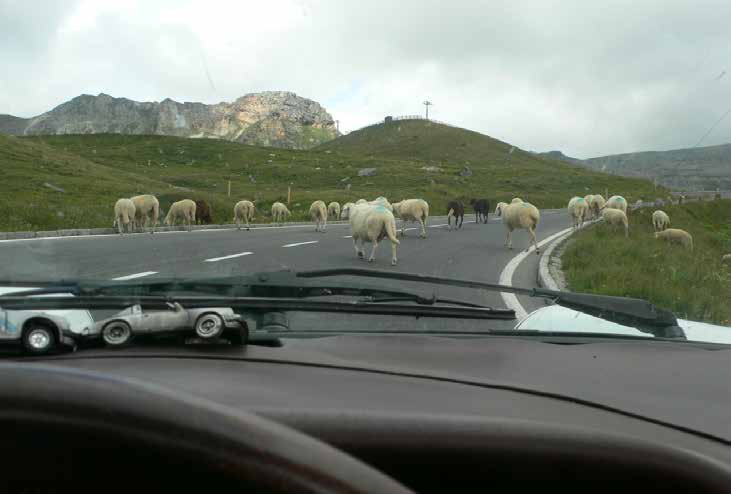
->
xmin=498 ymin=227 xmax=573 ymax=321
xmin=282 ymin=241 xmax=319 ymax=248
xmin=111 ymin=271 xmax=158 ymax=281
xmin=203 ymin=252 xmax=253 ymax=262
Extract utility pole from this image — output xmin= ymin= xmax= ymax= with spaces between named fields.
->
xmin=423 ymin=100 xmax=433 ymax=120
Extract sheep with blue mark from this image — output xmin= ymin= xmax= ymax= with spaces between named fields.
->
xmin=567 ymin=196 xmax=589 ymax=230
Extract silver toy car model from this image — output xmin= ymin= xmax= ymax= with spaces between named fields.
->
xmin=93 ymin=302 xmax=244 ymax=346
xmin=0 ymin=287 xmax=95 ymax=354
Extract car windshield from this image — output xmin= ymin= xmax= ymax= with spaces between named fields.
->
xmin=1 ymin=1 xmax=729 ymax=355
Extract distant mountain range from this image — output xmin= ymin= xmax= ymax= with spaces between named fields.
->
xmin=538 ymin=146 xmax=731 ymax=191
xmin=0 ymin=91 xmax=338 ymax=149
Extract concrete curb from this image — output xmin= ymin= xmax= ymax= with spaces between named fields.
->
xmin=537 ymin=219 xmax=599 ymax=292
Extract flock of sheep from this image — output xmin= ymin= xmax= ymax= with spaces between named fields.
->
xmin=566 ymin=193 xmax=695 ymax=251
xmin=112 ymin=190 xmax=716 ymax=265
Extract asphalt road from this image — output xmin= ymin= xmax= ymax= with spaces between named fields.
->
xmin=0 ymin=211 xmax=570 ymax=332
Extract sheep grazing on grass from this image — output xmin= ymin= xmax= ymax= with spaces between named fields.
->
xmin=652 ymin=210 xmax=670 ymax=232
xmin=497 ymin=201 xmax=541 ymax=254
xmin=655 ymin=228 xmax=693 ymax=251
xmin=194 ymin=200 xmax=213 ymax=224
xmin=113 ymin=198 xmax=136 ymax=234
xmin=601 ymin=208 xmax=629 ymax=238
xmin=590 ymin=194 xmax=606 ymax=219
xmin=583 ymin=195 xmax=595 ymax=219
xmin=568 ymin=197 xmax=589 ymax=230
xmin=446 ymin=200 xmax=465 ymax=230
xmin=271 ymin=202 xmax=291 ymax=225
xmin=130 ymin=194 xmax=160 ymax=233
xmin=605 ymin=195 xmax=628 ymax=214
xmin=722 ymin=254 xmax=731 ymax=264
xmin=392 ymin=199 xmax=429 ymax=237
xmin=233 ymin=200 xmax=255 ymax=230
xmin=327 ymin=201 xmax=341 ymax=220
xmin=349 ymin=203 xmax=400 ymax=265
xmin=309 ymin=200 xmax=328 ymax=232
xmin=340 ymin=202 xmax=355 ymax=220
xmin=470 ymin=198 xmax=490 ymax=224
xmin=165 ymin=199 xmax=196 ymax=232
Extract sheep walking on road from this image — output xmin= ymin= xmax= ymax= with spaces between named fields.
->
xmin=369 ymin=196 xmax=393 ymax=212
xmin=233 ymin=200 xmax=255 ymax=231
xmin=601 ymin=208 xmax=629 ymax=238
xmin=310 ymin=200 xmax=328 ymax=232
xmin=470 ymin=198 xmax=490 ymax=224
xmin=568 ymin=196 xmax=589 ymax=230
xmin=583 ymin=195 xmax=595 ymax=220
xmin=349 ymin=203 xmax=400 ymax=265
xmin=496 ymin=201 xmax=541 ymax=254
xmin=605 ymin=195 xmax=628 ymax=214
xmin=165 ymin=199 xmax=196 ymax=232
xmin=392 ymin=199 xmax=429 ymax=238
xmin=652 ymin=210 xmax=670 ymax=232
xmin=113 ymin=198 xmax=136 ymax=234
xmin=130 ymin=194 xmax=160 ymax=233
xmin=446 ymin=200 xmax=465 ymax=230
xmin=271 ymin=202 xmax=291 ymax=225
xmin=655 ymin=228 xmax=693 ymax=251
xmin=327 ymin=202 xmax=341 ymax=220
xmin=340 ymin=202 xmax=355 ymax=220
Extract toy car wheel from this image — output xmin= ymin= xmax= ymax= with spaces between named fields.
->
xmin=102 ymin=321 xmax=133 ymax=347
xmin=195 ymin=313 xmax=225 ymax=339
xmin=22 ymin=323 xmax=57 ymax=354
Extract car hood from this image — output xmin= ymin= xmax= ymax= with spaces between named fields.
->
xmin=515 ymin=304 xmax=731 ymax=344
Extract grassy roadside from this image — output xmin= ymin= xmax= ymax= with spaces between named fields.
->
xmin=562 ymin=200 xmax=731 ymax=325
xmin=1 ymin=123 xmax=666 ymax=231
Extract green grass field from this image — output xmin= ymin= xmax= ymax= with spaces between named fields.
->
xmin=562 ymin=200 xmax=731 ymax=325
xmin=1 ymin=120 xmax=667 ymax=231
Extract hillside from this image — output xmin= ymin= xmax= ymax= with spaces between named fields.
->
xmin=581 ymin=143 xmax=731 ymax=191
xmin=1 ymin=124 xmax=665 ymax=232
xmin=0 ymin=91 xmax=337 ymax=150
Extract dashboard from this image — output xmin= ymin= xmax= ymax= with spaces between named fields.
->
xmin=4 ymin=333 xmax=731 ymax=493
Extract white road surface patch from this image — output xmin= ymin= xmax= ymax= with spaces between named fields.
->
xmin=343 ymin=235 xmax=353 ymax=238
xmin=111 ymin=271 xmax=158 ymax=281
xmin=498 ymin=227 xmax=573 ymax=321
xmin=203 ymin=252 xmax=253 ymax=262
xmin=282 ymin=241 xmax=319 ymax=248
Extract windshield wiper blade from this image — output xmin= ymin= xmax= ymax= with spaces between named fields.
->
xmin=0 ymin=294 xmax=513 ymax=320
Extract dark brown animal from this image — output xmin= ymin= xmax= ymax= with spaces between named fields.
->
xmin=470 ymin=198 xmax=490 ymax=224
xmin=194 ymin=200 xmax=213 ymax=224
xmin=447 ymin=200 xmax=464 ymax=230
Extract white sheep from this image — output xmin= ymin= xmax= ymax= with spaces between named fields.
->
xmin=165 ymin=199 xmax=196 ymax=232
xmin=271 ymin=202 xmax=291 ymax=225
xmin=722 ymin=254 xmax=731 ymax=264
xmin=590 ymin=194 xmax=606 ymax=219
xmin=113 ymin=198 xmax=136 ymax=234
xmin=369 ymin=196 xmax=393 ymax=212
xmin=130 ymin=194 xmax=160 ymax=233
xmin=327 ymin=201 xmax=341 ymax=220
xmin=497 ymin=201 xmax=541 ymax=254
xmin=651 ymin=210 xmax=670 ymax=232
xmin=584 ymin=195 xmax=595 ymax=219
xmin=654 ymin=228 xmax=693 ymax=251
xmin=340 ymin=202 xmax=355 ymax=220
xmin=511 ymin=197 xmax=524 ymax=204
xmin=601 ymin=208 xmax=629 ymax=238
xmin=567 ymin=196 xmax=589 ymax=230
xmin=391 ymin=199 xmax=429 ymax=238
xmin=233 ymin=200 xmax=255 ymax=231
xmin=605 ymin=195 xmax=628 ymax=214
xmin=355 ymin=199 xmax=368 ymax=205
xmin=309 ymin=200 xmax=328 ymax=232
xmin=349 ymin=203 xmax=400 ymax=265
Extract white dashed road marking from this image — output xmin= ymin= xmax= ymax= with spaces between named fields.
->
xmin=428 ymin=224 xmax=448 ymax=228
xmin=111 ymin=271 xmax=158 ymax=281
xmin=343 ymin=235 xmax=353 ymax=238
xmin=203 ymin=252 xmax=253 ymax=262
xmin=282 ymin=241 xmax=319 ymax=248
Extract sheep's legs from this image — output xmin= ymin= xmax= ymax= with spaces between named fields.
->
xmin=419 ymin=219 xmax=426 ymax=238
xmin=353 ymin=238 xmax=364 ymax=259
xmin=368 ymin=239 xmax=379 ymax=263
xmin=390 ymin=240 xmax=398 ymax=266
xmin=505 ymin=228 xmax=512 ymax=249
xmin=528 ymin=227 xmax=540 ymax=254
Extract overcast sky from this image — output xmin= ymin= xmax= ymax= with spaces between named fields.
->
xmin=2 ymin=0 xmax=731 ymax=158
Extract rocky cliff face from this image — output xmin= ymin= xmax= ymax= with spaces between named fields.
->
xmin=3 ymin=91 xmax=338 ymax=149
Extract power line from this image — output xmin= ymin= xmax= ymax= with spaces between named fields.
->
xmin=694 ymin=106 xmax=731 ymax=147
